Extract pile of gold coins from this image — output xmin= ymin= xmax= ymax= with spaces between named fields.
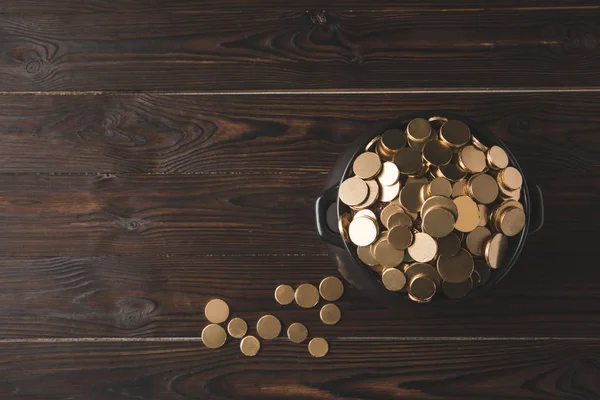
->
xmin=338 ymin=117 xmax=526 ymax=302
xmin=201 ymin=276 xmax=344 ymax=357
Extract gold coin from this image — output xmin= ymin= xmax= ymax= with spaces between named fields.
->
xmin=399 ymin=182 xmax=425 ymax=212
xmin=421 ymin=207 xmax=455 ymax=238
xmin=457 ymin=145 xmax=487 ymax=173
xmin=387 ymin=211 xmax=413 ymax=229
xmin=256 ymin=315 xmax=281 ymax=340
xmin=422 ymin=140 xmax=452 ymax=167
xmin=274 ymin=284 xmax=295 ymax=305
xmin=227 ymin=317 xmax=248 ymax=339
xmin=287 ymin=322 xmax=308 ymax=343
xmin=308 ymin=337 xmax=329 ymax=358
xmin=353 ymin=179 xmax=380 ymax=209
xmin=465 ymin=226 xmax=492 ymax=256
xmin=357 ymin=245 xmax=379 ymax=266
xmin=437 ymin=232 xmax=461 ymax=257
xmin=421 ymin=195 xmax=458 ymax=220
xmin=380 ymin=128 xmax=407 ymax=152
xmin=439 ymin=120 xmax=471 ymax=148
xmin=498 ymin=166 xmax=523 ymax=191
xmin=499 ymin=184 xmax=521 ymax=201
xmin=434 ymin=162 xmax=467 ymax=182
xmin=407 ymin=232 xmax=438 ymax=263
xmin=380 ymin=203 xmax=404 ymax=228
xmin=377 ymin=161 xmax=400 ymax=186
xmin=294 ymin=283 xmax=320 ymax=308
xmin=393 ymin=147 xmax=423 ymax=176
xmin=437 ymin=248 xmax=474 ymax=283
xmin=380 ymin=181 xmax=401 ymax=202
xmin=478 ymin=204 xmax=489 ymax=227
xmin=472 ymin=135 xmax=489 ymax=152
xmin=355 ymin=208 xmax=377 ymax=220
xmin=382 ymin=267 xmax=407 ymax=291
xmin=408 ymin=273 xmax=437 ymax=302
xmin=404 ymin=262 xmax=441 ymax=287
xmin=338 ymin=213 xmax=352 ymax=242
xmin=422 ymin=177 xmax=452 ymax=200
xmin=490 ymin=200 xmax=524 ymax=230
xmin=319 ymin=276 xmax=344 ymax=302
xmin=202 ymin=324 xmax=227 ymax=349
xmin=499 ymin=207 xmax=525 ymax=237
xmin=474 ymin=259 xmax=491 ymax=284
xmin=339 ymin=176 xmax=369 ymax=206
xmin=442 ymin=278 xmax=473 ymax=299
xmin=406 ymin=118 xmax=432 ymax=142
xmin=484 ymin=233 xmax=508 ymax=269
xmin=365 ymin=135 xmax=381 ymax=152
xmin=205 ymin=299 xmax=229 ymax=324
xmin=373 ymin=236 xmax=404 ymax=268
xmin=452 ymin=180 xmax=467 ymax=198
xmin=240 ymin=335 xmax=260 ymax=356
xmin=453 ymin=196 xmax=480 ymax=232
xmin=348 ymin=216 xmax=379 ymax=246
xmin=467 ymin=173 xmax=498 ymax=204
xmin=388 ymin=225 xmax=414 ymax=250
xmin=353 ymin=152 xmax=382 ymax=179
xmin=320 ymin=303 xmax=341 ymax=325
xmin=486 ymin=145 xmax=509 ymax=170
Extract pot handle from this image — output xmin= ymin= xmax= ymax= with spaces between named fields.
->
xmin=528 ymin=184 xmax=544 ymax=236
xmin=315 ymin=184 xmax=345 ymax=248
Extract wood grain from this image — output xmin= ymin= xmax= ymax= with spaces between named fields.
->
xmin=0 ymin=340 xmax=599 ymax=400
xmin=1 ymin=9 xmax=599 ymax=91
xmin=0 ymin=93 xmax=599 ymax=174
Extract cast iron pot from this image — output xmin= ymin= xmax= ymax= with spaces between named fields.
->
xmin=315 ymin=111 xmax=544 ymax=305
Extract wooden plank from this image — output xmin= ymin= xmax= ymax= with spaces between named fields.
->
xmin=0 ymin=93 xmax=599 ymax=174
xmin=1 ymin=10 xmax=599 ymax=91
xmin=0 ymin=245 xmax=598 ymax=338
xmin=0 ymin=340 xmax=598 ymax=399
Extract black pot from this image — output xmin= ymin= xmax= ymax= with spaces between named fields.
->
xmin=315 ymin=111 xmax=544 ymax=306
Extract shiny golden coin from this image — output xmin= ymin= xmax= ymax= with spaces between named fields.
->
xmin=274 ymin=284 xmax=295 ymax=305
xmin=380 ymin=203 xmax=404 ymax=227
xmin=499 ymin=184 xmax=521 ymax=201
xmin=499 ymin=207 xmax=526 ymax=237
xmin=474 ymin=259 xmax=491 ymax=284
xmin=373 ymin=237 xmax=404 ymax=268
xmin=407 ymin=232 xmax=438 ymax=263
xmin=319 ymin=276 xmax=344 ymax=302
xmin=458 ymin=145 xmax=487 ymax=173
xmin=422 ymin=177 xmax=452 ymax=201
xmin=422 ymin=140 xmax=452 ymax=167
xmin=339 ymin=176 xmax=369 ymax=206
xmin=404 ymin=262 xmax=441 ymax=288
xmin=320 ymin=303 xmax=341 ymax=325
xmin=451 ymin=180 xmax=467 ymax=198
xmin=442 ymin=278 xmax=473 ymax=299
xmin=486 ymin=145 xmax=509 ymax=170
xmin=478 ymin=204 xmax=489 ymax=227
xmin=240 ymin=335 xmax=260 ymax=356
xmin=434 ymin=162 xmax=467 ymax=182
xmin=294 ymin=283 xmax=320 ymax=308
xmin=491 ymin=200 xmax=524 ymax=230
xmin=380 ymin=181 xmax=401 ymax=202
xmin=465 ymin=226 xmax=492 ymax=256
xmin=437 ymin=248 xmax=474 ymax=283
xmin=353 ymin=152 xmax=382 ymax=180
xmin=472 ymin=135 xmax=489 ymax=152
xmin=256 ymin=315 xmax=281 ymax=340
xmin=498 ymin=166 xmax=523 ymax=191
xmin=437 ymin=232 xmax=461 ymax=257
xmin=440 ymin=120 xmax=471 ymax=148
xmin=406 ymin=118 xmax=432 ymax=142
xmin=365 ymin=135 xmax=381 ymax=152
xmin=388 ymin=225 xmax=414 ymax=250
xmin=348 ymin=216 xmax=379 ymax=246
xmin=382 ymin=267 xmax=407 ymax=291
xmin=387 ymin=210 xmax=413 ymax=229
xmin=422 ymin=207 xmax=455 ymax=238
xmin=377 ymin=161 xmax=400 ymax=186
xmin=287 ymin=322 xmax=308 ymax=343
xmin=338 ymin=213 xmax=351 ymax=242
xmin=467 ymin=173 xmax=499 ymax=204
xmin=408 ymin=274 xmax=437 ymax=302
xmin=399 ymin=182 xmax=425 ymax=212
xmin=353 ymin=179 xmax=380 ymax=209
xmin=202 ymin=324 xmax=227 ymax=349
xmin=357 ymin=245 xmax=379 ymax=266
xmin=381 ymin=128 xmax=407 ymax=152
xmin=227 ymin=317 xmax=248 ymax=339
xmin=355 ymin=209 xmax=377 ymax=220
xmin=393 ymin=147 xmax=423 ymax=176
xmin=421 ymin=195 xmax=458 ymax=220
xmin=308 ymin=337 xmax=329 ymax=358
xmin=205 ymin=299 xmax=229 ymax=324
xmin=453 ymin=196 xmax=480 ymax=232
xmin=484 ymin=233 xmax=508 ymax=269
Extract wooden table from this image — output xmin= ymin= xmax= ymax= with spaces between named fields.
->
xmin=0 ymin=1 xmax=599 ymax=399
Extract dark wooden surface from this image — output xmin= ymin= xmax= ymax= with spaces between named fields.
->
xmin=1 ymin=1 xmax=599 ymax=399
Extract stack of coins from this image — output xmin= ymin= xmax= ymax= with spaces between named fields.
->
xmin=338 ymin=116 xmax=526 ymax=303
